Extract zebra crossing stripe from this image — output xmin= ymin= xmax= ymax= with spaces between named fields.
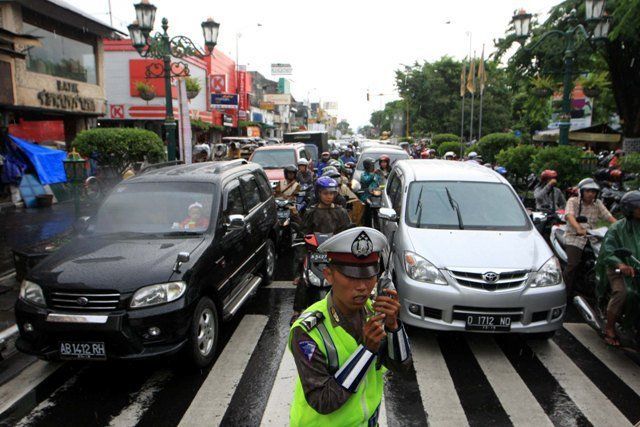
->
xmin=107 ymin=370 xmax=173 ymax=427
xmin=179 ymin=315 xmax=269 ymax=427
xmin=411 ymin=334 xmax=468 ymax=427
xmin=529 ymin=339 xmax=632 ymax=427
xmin=0 ymin=360 xmax=62 ymax=415
xmin=260 ymin=348 xmax=297 ymax=426
xmin=265 ymin=281 xmax=295 ymax=289
xmin=467 ymin=337 xmax=553 ymax=427
xmin=564 ymin=323 xmax=640 ymax=396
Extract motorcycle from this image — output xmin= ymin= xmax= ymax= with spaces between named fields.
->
xmin=549 ymin=221 xmax=608 ymax=299
xmin=357 ymin=186 xmax=384 ymax=230
xmin=530 ymin=209 xmax=565 ymax=243
xmin=574 ymin=247 xmax=640 ymax=351
xmin=276 ymin=198 xmax=299 ymax=252
xmin=293 ymin=233 xmax=333 ymax=307
xmin=296 ymin=183 xmax=313 ymax=216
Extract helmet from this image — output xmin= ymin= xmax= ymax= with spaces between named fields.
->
xmin=495 ymin=166 xmax=507 ymax=175
xmin=345 ymin=161 xmax=356 ymax=169
xmin=322 ymin=166 xmax=341 ymax=178
xmin=363 ymin=157 xmax=375 ymax=170
xmin=615 ymin=149 xmax=625 ymax=155
xmin=316 ymin=176 xmax=339 ymax=192
xmin=284 ymin=164 xmax=297 ymax=175
xmin=321 ymin=151 xmax=330 ymax=159
xmin=578 ymin=177 xmax=601 ymax=194
xmin=420 ymin=150 xmax=428 ymax=159
xmin=330 ymin=150 xmax=340 ymax=157
xmin=468 ymin=151 xmax=478 ymax=159
xmin=540 ymin=169 xmax=558 ymax=181
xmin=329 ymin=159 xmax=341 ymax=168
xmin=620 ymin=191 xmax=640 ymax=218
xmin=444 ymin=151 xmax=455 ymax=159
xmin=610 ymin=169 xmax=623 ymax=181
xmin=379 ymin=155 xmax=391 ymax=163
xmin=297 ymin=158 xmax=309 ymax=166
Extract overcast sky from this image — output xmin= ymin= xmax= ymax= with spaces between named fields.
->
xmin=70 ymin=0 xmax=560 ymax=129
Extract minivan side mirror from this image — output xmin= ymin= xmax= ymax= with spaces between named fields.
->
xmin=379 ymin=208 xmax=398 ymax=222
xmin=227 ymin=214 xmax=246 ymax=229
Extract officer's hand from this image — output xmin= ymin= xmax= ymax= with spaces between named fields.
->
xmin=374 ymin=289 xmax=400 ymax=330
xmin=617 ymin=263 xmax=635 ymax=277
xmin=363 ymin=314 xmax=386 ymax=352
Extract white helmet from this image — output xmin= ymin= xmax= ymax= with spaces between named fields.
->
xmin=444 ymin=151 xmax=455 ymax=159
xmin=468 ymin=151 xmax=478 ymax=159
xmin=297 ymin=158 xmax=309 ymax=166
xmin=578 ymin=177 xmax=600 ymax=193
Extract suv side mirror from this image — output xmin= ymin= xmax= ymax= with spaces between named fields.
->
xmin=227 ymin=214 xmax=246 ymax=229
xmin=379 ymin=208 xmax=398 ymax=222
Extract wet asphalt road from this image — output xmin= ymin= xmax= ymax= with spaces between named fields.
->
xmin=1 ymin=248 xmax=639 ymax=427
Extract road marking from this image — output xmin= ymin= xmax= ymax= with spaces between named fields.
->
xmin=378 ymin=393 xmax=388 ymax=427
xmin=529 ymin=339 xmax=632 ymax=427
xmin=564 ymin=323 xmax=640 ymax=396
xmin=0 ymin=360 xmax=62 ymax=415
xmin=468 ymin=337 xmax=553 ymax=427
xmin=411 ymin=333 xmax=468 ymax=427
xmin=108 ymin=370 xmax=173 ymax=427
xmin=15 ymin=373 xmax=80 ymax=426
xmin=260 ymin=348 xmax=297 ymax=426
xmin=265 ymin=281 xmax=295 ymax=289
xmin=179 ymin=315 xmax=269 ymax=427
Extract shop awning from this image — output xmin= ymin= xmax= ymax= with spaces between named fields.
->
xmin=10 ymin=135 xmax=67 ymax=184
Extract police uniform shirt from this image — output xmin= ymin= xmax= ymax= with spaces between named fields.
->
xmin=290 ymin=292 xmax=411 ymax=415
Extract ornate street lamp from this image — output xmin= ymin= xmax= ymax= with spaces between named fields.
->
xmin=63 ymin=149 xmax=87 ymax=219
xmin=128 ymin=1 xmax=221 ymax=161
xmin=512 ymin=0 xmax=610 ymax=145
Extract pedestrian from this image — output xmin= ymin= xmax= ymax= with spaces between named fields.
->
xmin=289 ymin=226 xmax=411 ymax=426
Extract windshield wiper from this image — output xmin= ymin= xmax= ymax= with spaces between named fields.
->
xmin=414 ymin=186 xmax=424 ymax=228
xmin=93 ymin=231 xmax=154 ymax=238
xmin=445 ymin=187 xmax=464 ymax=230
xmin=162 ymin=231 xmax=204 ymax=237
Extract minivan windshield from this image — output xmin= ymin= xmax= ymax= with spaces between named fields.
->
xmin=250 ymin=149 xmax=296 ymax=169
xmin=405 ymin=181 xmax=530 ymax=231
xmin=94 ymin=182 xmax=216 ymax=235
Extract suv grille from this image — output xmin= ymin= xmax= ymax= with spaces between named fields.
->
xmin=48 ymin=290 xmax=121 ymax=311
xmin=448 ymin=270 xmax=529 ymax=291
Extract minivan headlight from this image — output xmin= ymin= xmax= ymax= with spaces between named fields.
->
xmin=530 ymin=257 xmax=563 ymax=287
xmin=130 ymin=282 xmax=187 ymax=308
xmin=404 ymin=251 xmax=448 ymax=285
xmin=19 ymin=280 xmax=46 ymax=307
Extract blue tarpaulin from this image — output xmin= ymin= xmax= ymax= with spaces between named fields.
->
xmin=10 ymin=135 xmax=67 ymax=185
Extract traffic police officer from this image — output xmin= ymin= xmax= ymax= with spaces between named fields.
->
xmin=289 ymin=227 xmax=411 ymax=426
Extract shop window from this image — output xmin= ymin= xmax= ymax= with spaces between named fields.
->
xmin=23 ymin=22 xmax=97 ymax=84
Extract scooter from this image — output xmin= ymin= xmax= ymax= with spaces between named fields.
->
xmin=293 ymin=233 xmax=333 ymax=308
xmin=530 ymin=209 xmax=565 ymax=243
xmin=357 ymin=187 xmax=384 ymax=230
xmin=574 ymin=248 xmax=640 ymax=351
xmin=276 ymin=198 xmax=298 ymax=252
xmin=296 ymin=184 xmax=313 ymax=216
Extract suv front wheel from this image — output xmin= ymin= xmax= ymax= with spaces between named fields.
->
xmin=261 ymin=239 xmax=276 ymax=286
xmin=186 ymin=297 xmax=219 ymax=368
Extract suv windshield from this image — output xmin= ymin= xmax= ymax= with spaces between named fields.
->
xmin=251 ymin=149 xmax=296 ymax=169
xmin=405 ymin=181 xmax=530 ymax=231
xmin=94 ymin=182 xmax=216 ymax=235
xmin=356 ymin=151 xmax=409 ymax=170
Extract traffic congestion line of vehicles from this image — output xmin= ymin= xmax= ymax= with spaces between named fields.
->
xmin=13 ymin=133 xmax=639 ymax=366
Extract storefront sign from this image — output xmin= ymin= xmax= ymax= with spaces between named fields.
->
xmin=210 ymin=74 xmax=226 ymax=93
xmin=211 ymin=93 xmax=238 ymax=109
xmin=271 ymin=63 xmax=292 ymax=75
xmin=223 ymin=114 xmax=234 ymax=127
xmin=263 ymin=94 xmax=291 ymax=105
xmin=260 ymin=101 xmax=275 ymax=111
xmin=37 ymin=79 xmax=96 ymax=112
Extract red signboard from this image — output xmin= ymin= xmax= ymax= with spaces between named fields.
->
xmin=110 ymin=104 xmax=125 ymax=119
xmin=129 ymin=59 xmax=177 ymax=98
xmin=210 ymin=74 xmax=226 ymax=93
xmin=238 ymin=71 xmax=247 ymax=111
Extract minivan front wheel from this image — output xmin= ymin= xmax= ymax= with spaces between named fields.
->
xmin=186 ymin=297 xmax=219 ymax=368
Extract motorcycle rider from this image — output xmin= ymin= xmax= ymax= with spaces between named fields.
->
xmin=564 ymin=178 xmax=617 ymax=294
xmin=330 ymin=150 xmax=343 ymax=167
xmin=358 ymin=158 xmax=381 ymax=202
xmin=213 ymin=143 xmax=226 ymax=161
xmin=443 ymin=151 xmax=456 ymax=161
xmin=276 ymin=165 xmax=302 ymax=200
xmin=534 ymin=170 xmax=567 ymax=212
xmin=317 ymin=152 xmax=331 ymax=176
xmin=296 ymin=159 xmax=314 ymax=186
xmin=340 ymin=148 xmax=356 ymax=165
xmin=609 ymin=149 xmax=624 ymax=169
xmin=376 ymin=155 xmax=392 ymax=182
xmin=596 ymin=191 xmax=640 ymax=346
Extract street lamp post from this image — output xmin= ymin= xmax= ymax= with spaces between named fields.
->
xmin=63 ymin=149 xmax=87 ymax=219
xmin=512 ymin=1 xmax=610 ymax=145
xmin=128 ymin=1 xmax=220 ymax=161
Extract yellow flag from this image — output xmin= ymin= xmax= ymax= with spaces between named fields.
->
xmin=460 ymin=63 xmax=466 ymax=97
xmin=466 ymin=59 xmax=476 ymax=94
xmin=477 ymin=47 xmax=487 ymax=95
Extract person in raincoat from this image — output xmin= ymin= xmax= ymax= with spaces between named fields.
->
xmin=595 ymin=190 xmax=640 ymax=346
xmin=358 ymin=158 xmax=380 ymax=202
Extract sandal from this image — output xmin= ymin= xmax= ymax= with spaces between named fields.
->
xmin=604 ymin=333 xmax=620 ymax=347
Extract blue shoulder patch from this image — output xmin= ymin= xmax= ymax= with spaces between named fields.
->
xmin=298 ymin=340 xmax=317 ymax=362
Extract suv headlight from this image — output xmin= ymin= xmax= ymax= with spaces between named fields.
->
xmin=530 ymin=257 xmax=563 ymax=287
xmin=19 ymin=280 xmax=46 ymax=307
xmin=130 ymin=281 xmax=187 ymax=308
xmin=404 ymin=251 xmax=447 ymax=285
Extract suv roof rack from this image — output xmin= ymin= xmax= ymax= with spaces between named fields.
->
xmin=212 ymin=159 xmax=248 ymax=173
xmin=139 ymin=160 xmax=185 ymax=175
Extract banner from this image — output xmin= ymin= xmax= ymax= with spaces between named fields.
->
xmin=271 ymin=63 xmax=292 ymax=75
xmin=263 ymin=94 xmax=291 ymax=105
xmin=211 ymin=93 xmax=238 ymax=109
xmin=238 ymin=71 xmax=247 ymax=110
xmin=177 ymin=79 xmax=192 ymax=164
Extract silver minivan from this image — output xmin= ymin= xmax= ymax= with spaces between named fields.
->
xmin=379 ymin=160 xmax=565 ymax=337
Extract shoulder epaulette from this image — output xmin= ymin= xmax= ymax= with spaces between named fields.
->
xmin=298 ymin=310 xmax=324 ymax=331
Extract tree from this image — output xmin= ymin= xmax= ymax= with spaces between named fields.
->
xmin=73 ymin=128 xmax=165 ymax=174
xmin=336 ymin=120 xmax=352 ymax=135
xmin=370 ymin=100 xmax=405 ymax=134
xmin=495 ymin=144 xmax=540 ymax=182
xmin=432 ymin=133 xmax=461 ymax=146
xmin=530 ymin=145 xmax=585 ymax=187
xmin=438 ymin=141 xmax=466 ymax=157
xmin=474 ymin=133 xmax=519 ymax=163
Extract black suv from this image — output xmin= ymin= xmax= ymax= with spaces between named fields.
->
xmin=15 ymin=160 xmax=277 ymax=367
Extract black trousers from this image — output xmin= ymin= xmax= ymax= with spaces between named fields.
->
xmin=563 ymin=244 xmax=583 ymax=294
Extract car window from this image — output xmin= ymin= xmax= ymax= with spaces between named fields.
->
xmin=250 ymin=149 xmax=296 ymax=169
xmin=224 ymin=181 xmax=245 ymax=216
xmin=299 ymin=150 xmax=307 ymax=160
xmin=387 ymin=173 xmax=402 ymax=210
xmin=254 ymin=171 xmax=272 ymax=201
xmin=392 ymin=178 xmax=404 ymax=214
xmin=240 ymin=175 xmax=261 ymax=211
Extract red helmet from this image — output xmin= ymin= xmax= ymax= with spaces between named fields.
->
xmin=615 ymin=149 xmax=625 ymax=155
xmin=540 ymin=169 xmax=558 ymax=181
xmin=610 ymin=169 xmax=623 ymax=181
xmin=420 ymin=150 xmax=428 ymax=159
xmin=379 ymin=155 xmax=391 ymax=163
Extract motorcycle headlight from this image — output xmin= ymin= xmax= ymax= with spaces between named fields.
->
xmin=130 ymin=281 xmax=186 ymax=308
xmin=404 ymin=251 xmax=447 ymax=285
xmin=307 ymin=270 xmax=322 ymax=286
xmin=19 ymin=280 xmax=46 ymax=307
xmin=530 ymin=257 xmax=563 ymax=288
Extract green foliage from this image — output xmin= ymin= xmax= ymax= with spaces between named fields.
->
xmin=530 ymin=145 xmax=584 ymax=188
xmin=495 ymin=144 xmax=540 ymax=179
xmin=438 ymin=141 xmax=466 ymax=157
xmin=134 ymin=81 xmax=154 ymax=93
xmin=336 ymin=120 xmax=352 ymax=135
xmin=184 ymin=77 xmax=201 ymax=93
xmin=432 ymin=133 xmax=460 ymax=146
xmin=621 ymin=153 xmax=640 ymax=174
xmin=370 ymin=100 xmax=405 ymax=133
xmin=191 ymin=118 xmax=211 ymax=131
xmin=576 ymin=72 xmax=611 ymax=91
xmin=474 ymin=133 xmax=519 ymax=163
xmin=530 ymin=75 xmax=557 ymax=91
xmin=72 ymin=128 xmax=165 ymax=173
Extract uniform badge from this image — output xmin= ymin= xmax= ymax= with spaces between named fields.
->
xmin=298 ymin=340 xmax=317 ymax=361
xmin=351 ymin=231 xmax=374 ymax=258
xmin=330 ymin=306 xmax=340 ymax=324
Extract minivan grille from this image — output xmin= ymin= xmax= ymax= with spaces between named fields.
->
xmin=449 ymin=270 xmax=529 ymax=291
xmin=48 ymin=290 xmax=121 ymax=311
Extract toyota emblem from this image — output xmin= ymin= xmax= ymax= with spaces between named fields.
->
xmin=76 ymin=297 xmax=89 ymax=306
xmin=482 ymin=272 xmax=499 ymax=283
